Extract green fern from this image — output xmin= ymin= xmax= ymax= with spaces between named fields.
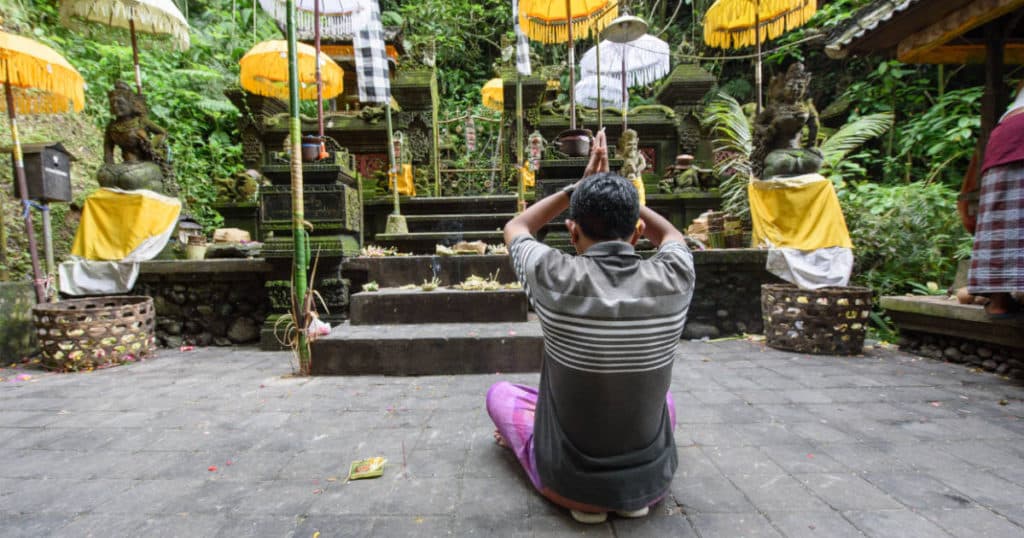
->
xmin=195 ymin=98 xmax=240 ymax=115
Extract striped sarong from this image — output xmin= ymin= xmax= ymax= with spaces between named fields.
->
xmin=968 ymin=161 xmax=1024 ymax=294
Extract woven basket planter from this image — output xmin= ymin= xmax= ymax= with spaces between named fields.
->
xmin=761 ymin=284 xmax=872 ymax=355
xmin=33 ymin=296 xmax=156 ymax=371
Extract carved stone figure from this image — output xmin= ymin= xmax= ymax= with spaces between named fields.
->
xmin=617 ymin=129 xmax=646 ymax=181
xmin=751 ymin=63 xmax=822 ymax=179
xmin=98 ymin=81 xmax=176 ymax=194
xmin=527 ymin=130 xmax=547 ymax=171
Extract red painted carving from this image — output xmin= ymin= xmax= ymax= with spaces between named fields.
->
xmin=357 ymin=153 xmax=388 ymax=178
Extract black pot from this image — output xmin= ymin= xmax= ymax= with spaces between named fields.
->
xmin=555 ymin=129 xmax=592 ymax=157
xmin=301 ymin=135 xmax=322 ymax=162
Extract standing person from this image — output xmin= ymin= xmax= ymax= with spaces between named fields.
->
xmin=969 ymin=81 xmax=1024 ymax=318
xmin=485 ymin=130 xmax=695 ymax=523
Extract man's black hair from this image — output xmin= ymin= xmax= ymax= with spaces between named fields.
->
xmin=569 ymin=172 xmax=639 ymax=241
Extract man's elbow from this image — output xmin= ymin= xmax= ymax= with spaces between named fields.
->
xmin=504 ymin=220 xmax=527 ymax=246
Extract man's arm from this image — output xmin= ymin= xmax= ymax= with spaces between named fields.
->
xmin=504 ymin=129 xmax=609 ymax=245
xmin=640 ymin=205 xmax=685 ymax=248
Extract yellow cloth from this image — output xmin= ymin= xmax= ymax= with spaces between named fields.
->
xmin=71 ymin=188 xmax=182 ymax=261
xmin=748 ymin=174 xmax=853 ymax=250
xmin=520 ymin=166 xmax=535 ymax=188
xmin=387 ymin=164 xmax=416 ymax=196
xmin=631 ymin=175 xmax=646 ymax=231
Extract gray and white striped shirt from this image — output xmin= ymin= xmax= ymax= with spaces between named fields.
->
xmin=510 ymin=234 xmax=695 ymax=510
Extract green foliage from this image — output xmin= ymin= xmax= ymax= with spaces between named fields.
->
xmin=387 ymin=0 xmax=507 ymax=110
xmin=894 ymin=87 xmax=982 ymax=185
xmin=838 ymin=181 xmax=971 ymax=298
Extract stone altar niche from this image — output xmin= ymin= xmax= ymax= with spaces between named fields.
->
xmin=751 ymin=63 xmax=823 ymax=179
xmin=98 ymin=81 xmax=176 ymax=195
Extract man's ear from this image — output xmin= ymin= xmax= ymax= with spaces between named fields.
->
xmin=629 ymin=220 xmax=646 ymax=245
xmin=566 ymin=219 xmax=579 ymax=245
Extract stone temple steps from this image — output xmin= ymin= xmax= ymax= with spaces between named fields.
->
xmin=367 ymin=195 xmax=518 ymax=254
xmin=310 ymin=254 xmax=543 ymax=376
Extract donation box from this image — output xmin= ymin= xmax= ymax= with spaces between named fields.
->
xmin=6 ymin=142 xmax=75 ymax=202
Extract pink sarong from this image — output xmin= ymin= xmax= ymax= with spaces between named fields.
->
xmin=485 ymin=381 xmax=676 ymax=511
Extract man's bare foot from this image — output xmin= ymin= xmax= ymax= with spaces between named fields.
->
xmin=493 ymin=430 xmax=509 ymax=448
xmin=985 ymin=293 xmax=1019 ymax=318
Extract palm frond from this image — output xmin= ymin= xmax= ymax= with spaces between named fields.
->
xmin=702 ymin=92 xmax=752 ymax=159
xmin=820 ymin=112 xmax=893 ymax=168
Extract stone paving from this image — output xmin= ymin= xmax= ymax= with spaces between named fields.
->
xmin=2 ymin=339 xmax=1024 ymax=537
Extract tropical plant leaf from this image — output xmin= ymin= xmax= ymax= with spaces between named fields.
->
xmin=702 ymin=92 xmax=752 ymax=160
xmin=820 ymin=112 xmax=893 ymax=169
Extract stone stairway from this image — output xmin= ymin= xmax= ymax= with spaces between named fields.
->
xmin=366 ymin=195 xmax=517 ymax=254
xmin=310 ymin=253 xmax=543 ymax=375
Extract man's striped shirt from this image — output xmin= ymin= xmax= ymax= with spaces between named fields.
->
xmin=509 ymin=234 xmax=695 ymax=510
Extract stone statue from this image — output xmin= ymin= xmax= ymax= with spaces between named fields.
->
xmin=751 ymin=63 xmax=822 ymax=179
xmin=617 ymin=129 xmax=646 ymax=181
xmin=660 ymin=154 xmax=701 ymax=193
xmin=98 ymin=81 xmax=176 ymax=194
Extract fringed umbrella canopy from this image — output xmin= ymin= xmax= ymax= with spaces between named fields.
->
xmin=60 ymin=0 xmax=191 ymax=50
xmin=239 ymin=39 xmax=344 ymax=101
xmin=257 ymin=0 xmax=361 ymax=40
xmin=518 ymin=0 xmax=618 ymax=45
xmin=0 ymin=31 xmax=86 ymax=113
xmin=703 ymin=0 xmax=816 ymax=49
xmin=580 ymin=34 xmax=670 ymax=88
xmin=574 ymin=74 xmax=626 ymax=109
xmin=481 ymin=78 xmax=504 ymax=112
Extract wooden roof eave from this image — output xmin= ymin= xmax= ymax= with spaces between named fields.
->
xmin=896 ymin=0 xmax=1024 ymax=64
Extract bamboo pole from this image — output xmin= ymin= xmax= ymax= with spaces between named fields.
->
xmin=516 ymin=75 xmax=525 ymax=212
xmin=285 ymin=0 xmax=311 ymax=372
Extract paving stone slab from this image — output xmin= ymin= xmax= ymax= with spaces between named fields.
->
xmin=763 ymin=510 xmax=866 ymax=538
xmin=920 ymin=507 xmax=1024 ymax=538
xmin=688 ymin=512 xmax=785 ymax=537
xmin=844 ymin=509 xmax=954 ymax=538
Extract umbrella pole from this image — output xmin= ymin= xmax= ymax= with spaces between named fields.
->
xmin=315 ymin=0 xmax=325 ymax=142
xmin=566 ymin=0 xmax=576 ymax=131
xmin=386 ymin=103 xmax=401 ymax=215
xmin=621 ymin=49 xmax=627 ymax=131
xmin=129 ymin=14 xmax=143 ymax=94
xmin=431 ymin=61 xmax=441 ymax=196
xmin=4 ymin=66 xmax=46 ymax=303
xmin=516 ymin=74 xmax=525 ymax=212
xmin=755 ymin=9 xmax=762 ymax=116
xmin=286 ymin=0 xmax=311 ymax=373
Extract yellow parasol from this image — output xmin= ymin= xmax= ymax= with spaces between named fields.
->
xmin=60 ymin=0 xmax=190 ymax=95
xmin=519 ymin=0 xmax=618 ymax=44
xmin=0 ymin=30 xmax=86 ymax=302
xmin=519 ymin=0 xmax=617 ymax=132
xmin=239 ymin=40 xmax=344 ymax=101
xmin=481 ymin=78 xmax=504 ymax=112
xmin=703 ymin=0 xmax=816 ymax=113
